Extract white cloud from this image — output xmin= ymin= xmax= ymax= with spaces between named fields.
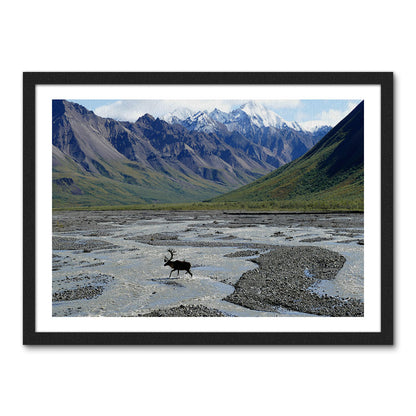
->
xmin=94 ymin=101 xmax=149 ymax=121
xmin=317 ymin=101 xmax=359 ymax=126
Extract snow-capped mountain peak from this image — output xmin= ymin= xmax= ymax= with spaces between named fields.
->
xmin=182 ymin=110 xmax=221 ymax=133
xmin=189 ymin=110 xmax=209 ymax=121
xmin=209 ymin=108 xmax=230 ymax=124
xmin=236 ymin=101 xmax=290 ymax=129
xmin=236 ymin=102 xmax=333 ymax=132
xmin=161 ymin=102 xmax=332 ymax=135
xmin=162 ymin=107 xmax=193 ymax=124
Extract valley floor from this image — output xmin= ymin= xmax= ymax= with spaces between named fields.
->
xmin=52 ymin=210 xmax=364 ymax=318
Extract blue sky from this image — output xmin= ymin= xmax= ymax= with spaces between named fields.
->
xmin=73 ymin=99 xmax=361 ymax=126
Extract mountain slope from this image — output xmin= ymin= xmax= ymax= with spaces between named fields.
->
xmin=52 ymin=100 xmax=336 ymax=209
xmin=211 ymin=102 xmax=364 ymax=210
xmin=163 ymin=102 xmax=331 ymax=166
xmin=52 ymin=100 xmax=276 ymax=208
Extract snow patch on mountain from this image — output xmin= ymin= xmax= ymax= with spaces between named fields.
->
xmin=209 ymin=108 xmax=230 ymax=124
xmin=297 ymin=120 xmax=332 ymax=133
xmin=237 ymin=101 xmax=287 ymax=128
xmin=161 ymin=102 xmax=332 ymax=134
xmin=162 ymin=107 xmax=193 ymax=124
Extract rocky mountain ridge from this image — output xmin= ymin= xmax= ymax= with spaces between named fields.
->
xmin=212 ymin=101 xmax=364 ymax=210
xmin=52 ymin=100 xmax=331 ymax=207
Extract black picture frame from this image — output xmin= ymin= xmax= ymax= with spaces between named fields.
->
xmin=23 ymin=72 xmax=394 ymax=345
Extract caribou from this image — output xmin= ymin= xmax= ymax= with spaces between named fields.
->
xmin=163 ymin=249 xmax=192 ymax=277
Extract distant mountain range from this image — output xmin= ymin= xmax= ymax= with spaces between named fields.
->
xmin=163 ymin=101 xmax=330 ymax=135
xmin=212 ymin=101 xmax=364 ymax=209
xmin=52 ymin=100 xmax=330 ymax=208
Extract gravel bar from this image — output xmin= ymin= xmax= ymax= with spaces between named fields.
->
xmin=141 ymin=304 xmax=229 ymax=317
xmin=225 ymin=246 xmax=364 ymax=317
xmin=53 ymin=236 xmax=118 ymax=251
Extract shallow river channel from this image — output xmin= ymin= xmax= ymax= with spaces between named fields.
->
xmin=52 ymin=210 xmax=364 ymax=317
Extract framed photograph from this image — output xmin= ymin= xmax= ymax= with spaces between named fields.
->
xmin=23 ymin=72 xmax=393 ymax=345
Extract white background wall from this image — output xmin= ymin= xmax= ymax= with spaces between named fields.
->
xmin=1 ymin=1 xmax=413 ymax=415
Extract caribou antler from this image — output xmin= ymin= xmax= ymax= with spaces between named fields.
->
xmin=164 ymin=249 xmax=176 ymax=263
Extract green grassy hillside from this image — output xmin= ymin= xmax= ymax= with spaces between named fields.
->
xmin=52 ymin=157 xmax=231 ymax=209
xmin=211 ymin=102 xmax=364 ymax=211
xmin=52 ymin=99 xmax=270 ymax=209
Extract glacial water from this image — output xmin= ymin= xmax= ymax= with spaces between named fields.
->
xmin=52 ymin=213 xmax=364 ymax=317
